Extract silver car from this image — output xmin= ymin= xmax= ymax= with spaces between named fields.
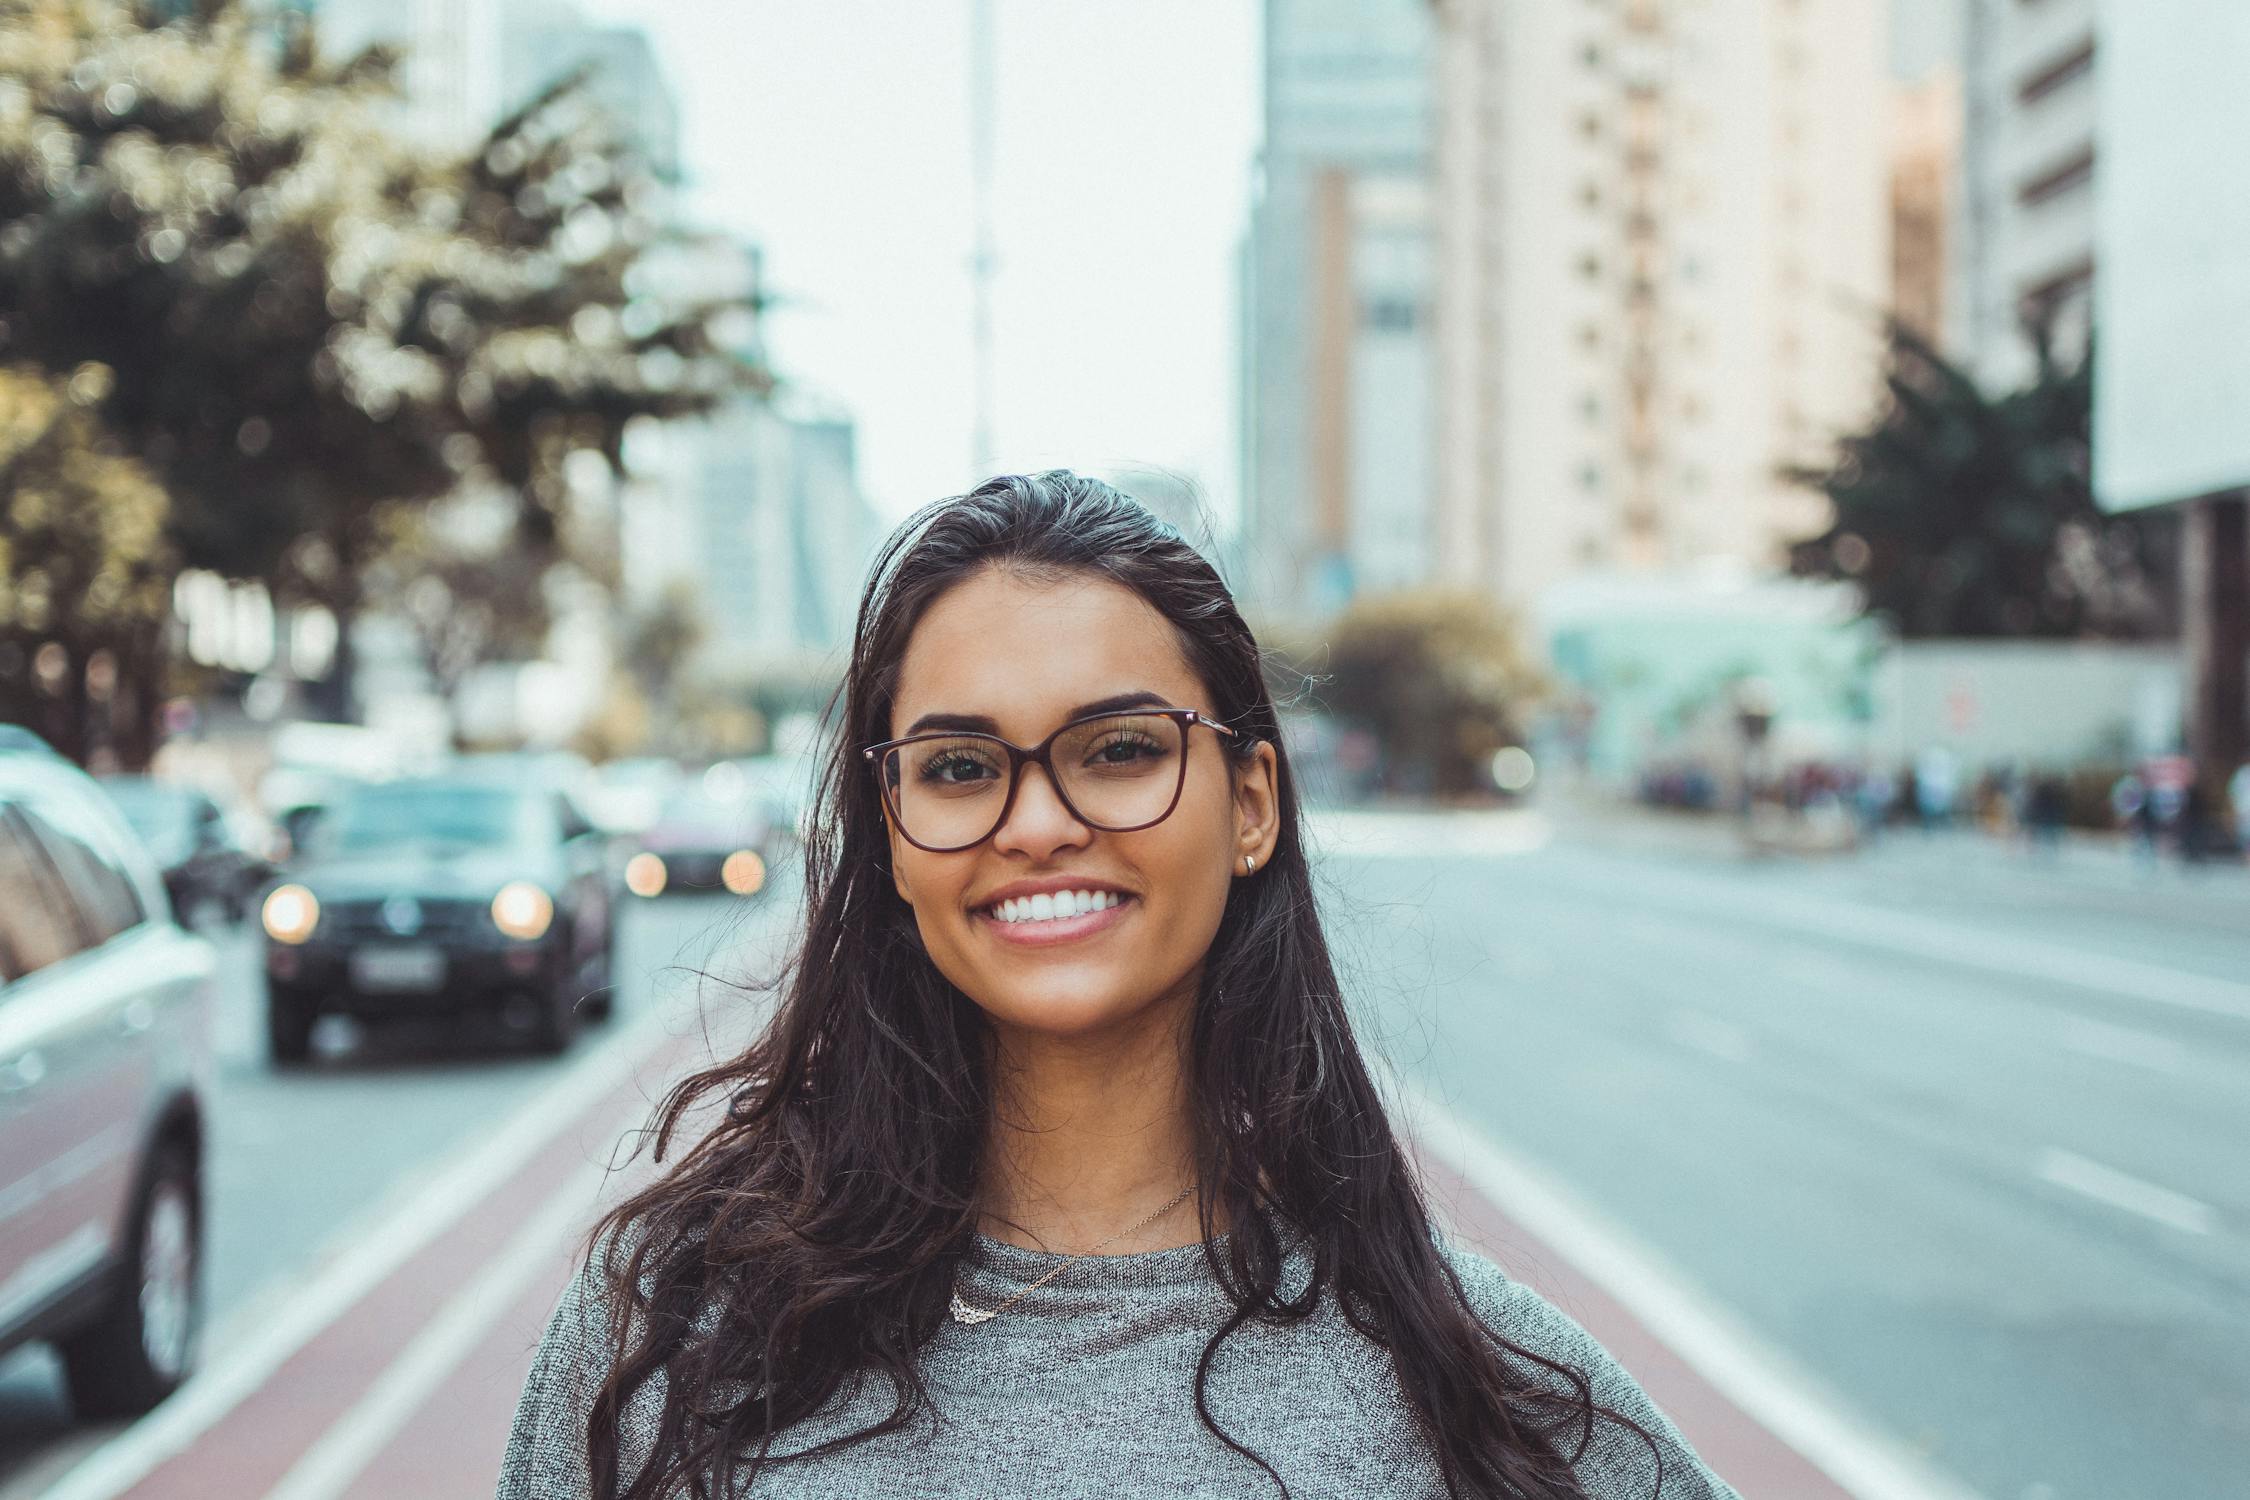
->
xmin=0 ymin=746 xmax=214 ymax=1418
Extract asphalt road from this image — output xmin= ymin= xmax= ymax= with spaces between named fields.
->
xmin=1316 ymin=808 xmax=2249 ymax=1500
xmin=0 ymin=880 xmax=779 ymax=1500
xmin=4 ymin=812 xmax=2243 ymax=1500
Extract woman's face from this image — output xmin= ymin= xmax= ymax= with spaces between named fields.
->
xmin=881 ymin=565 xmax=1278 ymax=1045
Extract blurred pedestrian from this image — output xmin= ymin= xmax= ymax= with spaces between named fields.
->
xmin=2112 ymin=772 xmax=2157 ymax=866
xmin=498 ymin=473 xmax=1742 ymax=1500
xmin=2023 ymin=774 xmax=2068 ymax=858
xmin=1914 ymin=745 xmax=1958 ymax=831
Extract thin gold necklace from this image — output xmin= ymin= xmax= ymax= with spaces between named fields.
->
xmin=950 ymin=1183 xmax=1198 ymax=1326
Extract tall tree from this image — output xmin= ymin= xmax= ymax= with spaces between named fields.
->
xmin=1787 ymin=317 xmax=2174 ymax=639
xmin=0 ymin=1 xmax=767 ymax=734
xmin=0 ymin=361 xmax=171 ymax=763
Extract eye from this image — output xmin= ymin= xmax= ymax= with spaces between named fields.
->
xmin=1087 ymin=733 xmax=1164 ymax=765
xmin=918 ymin=750 xmax=999 ymax=785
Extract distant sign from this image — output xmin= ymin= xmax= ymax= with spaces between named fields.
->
xmin=2092 ymin=3 xmax=2250 ymax=512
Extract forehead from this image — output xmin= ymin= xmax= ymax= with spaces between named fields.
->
xmin=892 ymin=568 xmax=1203 ymax=738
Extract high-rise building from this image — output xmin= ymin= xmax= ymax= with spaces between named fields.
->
xmin=1240 ymin=0 xmax=1436 ymax=627
xmin=1430 ymin=0 xmax=1888 ymax=617
xmin=1952 ymin=0 xmax=2096 ymax=389
xmin=1891 ymin=68 xmax=1960 ymax=347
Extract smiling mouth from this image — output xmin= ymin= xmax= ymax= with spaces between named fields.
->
xmin=974 ymin=894 xmax=1135 ymax=944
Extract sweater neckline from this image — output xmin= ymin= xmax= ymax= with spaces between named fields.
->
xmin=962 ymin=1216 xmax=1312 ymax=1294
xmin=964 ymin=1230 xmax=1229 ymax=1291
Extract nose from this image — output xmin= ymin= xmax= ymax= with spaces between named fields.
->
xmin=991 ymin=757 xmax=1090 ymax=855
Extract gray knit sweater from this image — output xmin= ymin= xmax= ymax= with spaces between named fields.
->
xmin=497 ymin=1227 xmax=1742 ymax=1499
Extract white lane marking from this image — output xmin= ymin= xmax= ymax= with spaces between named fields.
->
xmin=1548 ymin=859 xmax=2250 ymax=1026
xmin=259 ymin=1150 xmax=618 ymax=1500
xmin=2034 ymin=1149 xmax=2217 ymax=1236
xmin=1666 ymin=1008 xmax=1754 ymax=1063
xmin=1304 ymin=808 xmax=1554 ymax=859
xmin=38 ymin=1006 xmax=681 ymax=1500
xmin=2055 ymin=1017 xmax=2190 ymax=1076
xmin=1385 ymin=1067 xmax=1992 ymax=1500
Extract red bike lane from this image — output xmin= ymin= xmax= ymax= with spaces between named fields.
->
xmin=45 ymin=1040 xmax=1939 ymax=1500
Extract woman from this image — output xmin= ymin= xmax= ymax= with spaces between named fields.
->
xmin=500 ymin=472 xmax=1741 ymax=1499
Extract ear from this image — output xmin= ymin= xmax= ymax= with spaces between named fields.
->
xmin=885 ymin=814 xmax=914 ymax=904
xmin=1232 ymin=737 xmax=1281 ymax=876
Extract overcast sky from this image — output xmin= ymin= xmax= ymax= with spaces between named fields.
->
xmin=583 ymin=0 xmax=1263 ymax=530
xmin=586 ymin=1 xmax=1963 ymax=531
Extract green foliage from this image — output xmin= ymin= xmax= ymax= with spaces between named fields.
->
xmin=1321 ymin=587 xmax=1545 ymax=797
xmin=0 ymin=360 xmax=171 ymax=758
xmin=1787 ymin=318 xmax=2173 ymax=639
xmin=0 ymin=0 xmax=769 ymax=729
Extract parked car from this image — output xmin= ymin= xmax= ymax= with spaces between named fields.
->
xmin=0 ymin=744 xmax=215 ymax=1419
xmin=260 ymin=773 xmax=616 ymax=1063
xmin=623 ymin=778 xmax=776 ymax=899
xmin=98 ymin=776 xmax=275 ymax=926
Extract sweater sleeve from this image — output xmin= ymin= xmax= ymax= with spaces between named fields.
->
xmin=1440 ymin=1244 xmax=1746 ymax=1500
xmin=496 ymin=1251 xmax=609 ymax=1500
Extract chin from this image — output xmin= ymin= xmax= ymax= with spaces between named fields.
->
xmin=976 ymin=982 xmax=1165 ymax=1040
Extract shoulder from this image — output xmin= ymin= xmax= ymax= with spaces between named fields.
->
xmin=498 ymin=1226 xmax=670 ymax=1500
xmin=1431 ymin=1238 xmax=1746 ymax=1500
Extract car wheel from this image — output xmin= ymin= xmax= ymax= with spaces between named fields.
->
xmin=526 ymin=974 xmax=580 ymax=1055
xmin=59 ymin=1142 xmax=201 ymax=1419
xmin=580 ymin=932 xmax=616 ymax=1022
xmin=267 ymin=991 xmax=314 ymax=1066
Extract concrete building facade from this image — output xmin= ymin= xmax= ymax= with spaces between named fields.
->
xmin=1953 ymin=0 xmax=2098 ymax=388
xmin=1240 ymin=0 xmax=1437 ymax=626
xmin=1891 ymin=67 xmax=1961 ymax=348
xmin=1430 ymin=0 xmax=1888 ymax=619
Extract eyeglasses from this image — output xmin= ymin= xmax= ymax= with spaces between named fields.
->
xmin=862 ymin=707 xmax=1241 ymax=853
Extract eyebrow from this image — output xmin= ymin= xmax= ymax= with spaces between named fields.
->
xmin=903 ymin=690 xmax=1177 ymax=738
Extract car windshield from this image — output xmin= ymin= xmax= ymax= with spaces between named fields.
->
xmin=656 ymin=788 xmax=751 ymax=828
xmin=100 ymin=781 xmax=198 ymax=846
xmin=313 ymin=783 xmax=543 ymax=854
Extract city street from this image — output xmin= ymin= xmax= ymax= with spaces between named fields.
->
xmin=1 ymin=810 xmax=2243 ymax=1499
xmin=1324 ymin=806 xmax=2250 ymax=1500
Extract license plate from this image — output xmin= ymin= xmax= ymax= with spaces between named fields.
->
xmin=349 ymin=945 xmax=446 ymax=993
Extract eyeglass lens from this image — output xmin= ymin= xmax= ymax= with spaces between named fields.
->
xmin=880 ymin=712 xmax=1186 ymax=848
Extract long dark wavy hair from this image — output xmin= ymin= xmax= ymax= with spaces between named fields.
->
xmin=583 ymin=471 xmax=1665 ymax=1498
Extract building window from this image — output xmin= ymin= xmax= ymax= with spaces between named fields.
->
xmin=1578 ymin=111 xmax=1602 ymax=140
xmin=2018 ymin=145 xmax=2095 ymax=207
xmin=2018 ymin=38 xmax=2095 ymax=104
xmin=1578 ymin=322 xmax=1602 ymax=349
xmin=1577 ymin=252 xmax=1603 ymax=280
xmin=1580 ymin=181 xmax=1603 ymax=209
xmin=1579 ymin=462 xmax=1603 ymax=491
xmin=1362 ymin=297 xmax=1418 ymax=332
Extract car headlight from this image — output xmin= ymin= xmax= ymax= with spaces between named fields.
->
xmin=491 ymin=881 xmax=554 ymax=940
xmin=721 ymin=849 xmax=765 ymax=896
xmin=624 ymin=852 xmax=667 ymax=897
xmin=262 ymin=884 xmax=320 ymax=944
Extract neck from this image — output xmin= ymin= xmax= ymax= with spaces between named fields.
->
xmin=977 ymin=984 xmax=1214 ymax=1255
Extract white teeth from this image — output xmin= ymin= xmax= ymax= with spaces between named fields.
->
xmin=990 ymin=889 xmax=1121 ymax=924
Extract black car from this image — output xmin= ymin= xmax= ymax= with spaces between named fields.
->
xmin=99 ymin=776 xmax=274 ymax=926
xmin=259 ymin=775 xmax=615 ymax=1063
xmin=1 ymin=743 xmax=214 ymax=1419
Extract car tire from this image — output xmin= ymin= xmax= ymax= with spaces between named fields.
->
xmin=58 ymin=1142 xmax=201 ymax=1419
xmin=527 ymin=972 xmax=580 ymax=1055
xmin=267 ymin=992 xmax=313 ymax=1066
xmin=580 ymin=932 xmax=616 ymax=1023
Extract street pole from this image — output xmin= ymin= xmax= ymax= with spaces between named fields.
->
xmin=968 ymin=0 xmax=997 ymax=479
xmin=2181 ymin=492 xmax=2249 ymax=790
